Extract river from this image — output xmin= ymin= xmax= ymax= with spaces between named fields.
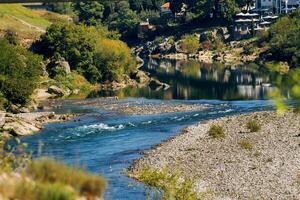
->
xmin=20 ymin=60 xmax=276 ymax=200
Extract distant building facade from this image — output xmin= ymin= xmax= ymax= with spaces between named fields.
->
xmin=255 ymin=0 xmax=300 ymax=13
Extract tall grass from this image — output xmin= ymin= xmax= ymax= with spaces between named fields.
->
xmin=26 ymin=159 xmax=107 ymax=198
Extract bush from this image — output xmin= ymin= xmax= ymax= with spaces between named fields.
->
xmin=137 ymin=167 xmax=198 ymax=200
xmin=180 ymin=34 xmax=200 ymax=54
xmin=0 ymin=39 xmax=42 ymax=106
xmin=34 ymin=23 xmax=136 ymax=83
xmin=208 ymin=125 xmax=225 ymax=138
xmin=53 ymin=72 xmax=92 ymax=93
xmin=246 ymin=120 xmax=261 ymax=132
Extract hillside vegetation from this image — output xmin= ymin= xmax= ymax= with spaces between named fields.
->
xmin=0 ymin=4 xmax=67 ymax=43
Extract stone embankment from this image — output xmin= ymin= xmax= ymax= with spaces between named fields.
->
xmin=130 ymin=111 xmax=300 ymax=199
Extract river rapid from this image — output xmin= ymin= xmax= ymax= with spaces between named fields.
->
xmin=20 ymin=60 xmax=277 ymax=200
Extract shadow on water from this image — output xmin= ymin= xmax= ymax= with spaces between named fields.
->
xmin=90 ymin=59 xmax=278 ymax=100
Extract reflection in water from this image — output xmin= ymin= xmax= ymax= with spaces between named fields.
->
xmin=92 ymin=59 xmax=277 ymax=100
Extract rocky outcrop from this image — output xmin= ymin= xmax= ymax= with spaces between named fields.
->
xmin=0 ymin=112 xmax=76 ymax=137
xmin=46 ymin=57 xmax=71 ymax=78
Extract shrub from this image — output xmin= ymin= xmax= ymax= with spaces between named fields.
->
xmin=246 ymin=120 xmax=261 ymax=132
xmin=208 ymin=125 xmax=225 ymax=138
xmin=180 ymin=34 xmax=200 ymax=54
xmin=0 ymin=39 xmax=42 ymax=106
xmin=137 ymin=167 xmax=198 ymax=200
xmin=53 ymin=72 xmax=92 ymax=93
xmin=239 ymin=139 xmax=253 ymax=150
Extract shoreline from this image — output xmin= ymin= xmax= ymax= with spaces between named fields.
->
xmin=0 ymin=111 xmax=77 ymax=138
xmin=129 ymin=111 xmax=300 ymax=199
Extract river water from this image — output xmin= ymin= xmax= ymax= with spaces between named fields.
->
xmin=21 ymin=60 xmax=277 ymax=200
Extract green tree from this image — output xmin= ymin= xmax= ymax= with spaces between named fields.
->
xmin=268 ymin=9 xmax=300 ymax=67
xmin=73 ymin=2 xmax=104 ymax=26
xmin=34 ymin=23 xmax=136 ymax=83
xmin=0 ymin=40 xmax=42 ymax=105
xmin=46 ymin=2 xmax=74 ymax=15
xmin=107 ymin=1 xmax=139 ymax=38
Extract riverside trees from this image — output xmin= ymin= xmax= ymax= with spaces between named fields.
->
xmin=0 ymin=39 xmax=42 ymax=106
xmin=34 ymin=23 xmax=136 ymax=84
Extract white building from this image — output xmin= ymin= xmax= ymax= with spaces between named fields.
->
xmin=256 ymin=0 xmax=299 ymax=13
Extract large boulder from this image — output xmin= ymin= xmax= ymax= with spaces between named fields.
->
xmin=47 ymin=57 xmax=71 ymax=78
xmin=47 ymin=85 xmax=65 ymax=97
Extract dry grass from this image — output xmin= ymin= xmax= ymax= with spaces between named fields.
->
xmin=0 ymin=4 xmax=68 ymax=42
xmin=26 ymin=159 xmax=107 ymax=197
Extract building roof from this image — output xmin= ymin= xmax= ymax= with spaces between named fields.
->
xmin=236 ymin=12 xmax=259 ymax=17
xmin=161 ymin=2 xmax=171 ymax=9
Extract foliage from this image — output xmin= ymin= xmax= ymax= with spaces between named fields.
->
xmin=170 ymin=0 xmax=240 ymax=20
xmin=208 ymin=125 xmax=225 ymax=138
xmin=267 ymin=9 xmax=300 ymax=67
xmin=73 ymin=2 xmax=104 ymax=26
xmin=0 ymin=39 xmax=42 ymax=106
xmin=106 ymin=1 xmax=139 ymax=39
xmin=34 ymin=23 xmax=136 ymax=83
xmin=137 ymin=167 xmax=198 ymax=200
xmin=270 ymin=68 xmax=300 ymax=113
xmin=139 ymin=9 xmax=161 ymax=25
xmin=46 ymin=2 xmax=74 ymax=15
xmin=238 ymin=139 xmax=253 ymax=150
xmin=52 ymin=72 xmax=92 ymax=93
xmin=180 ymin=34 xmax=200 ymax=54
xmin=246 ymin=120 xmax=261 ymax=132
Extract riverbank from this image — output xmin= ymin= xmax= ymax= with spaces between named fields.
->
xmin=0 ymin=111 xmax=76 ymax=138
xmin=129 ymin=111 xmax=300 ymax=199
